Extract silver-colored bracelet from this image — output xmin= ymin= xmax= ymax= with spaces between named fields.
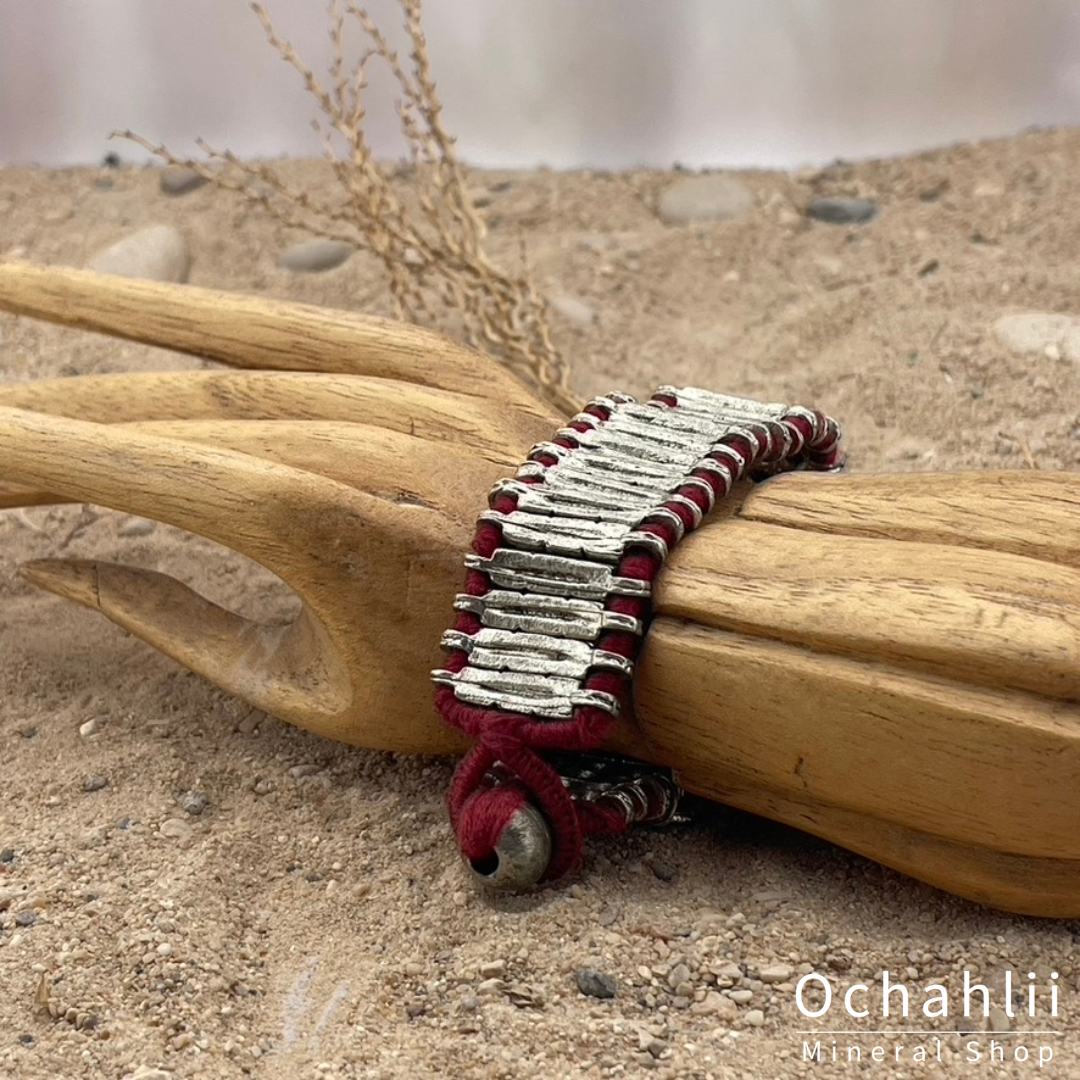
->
xmin=433 ymin=386 xmax=844 ymax=888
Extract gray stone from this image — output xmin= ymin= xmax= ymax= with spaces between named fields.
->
xmin=806 ymin=196 xmax=878 ymax=225
xmin=160 ymin=167 xmax=208 ymax=197
xmin=278 ymin=238 xmax=355 ymax=273
xmin=180 ymin=790 xmax=208 ymax=816
xmin=658 ymin=175 xmax=753 ymax=225
xmin=575 ymin=968 xmax=618 ymax=999
xmin=993 ymin=312 xmax=1080 ymax=362
xmin=729 ymin=989 xmax=754 ymax=1004
xmin=743 ymin=1008 xmax=766 ymax=1027
xmin=82 ymin=775 xmax=108 ymax=793
xmin=548 ymin=294 xmax=596 ymax=327
xmin=667 ymin=963 xmax=692 ymax=990
xmin=88 ymin=225 xmax=190 ymax=283
xmin=649 ymin=859 xmax=677 ymax=883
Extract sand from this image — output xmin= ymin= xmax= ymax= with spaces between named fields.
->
xmin=1 ymin=129 xmax=1079 ymax=1080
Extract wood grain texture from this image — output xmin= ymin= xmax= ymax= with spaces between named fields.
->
xmin=0 ymin=261 xmax=552 ymax=415
xmin=0 ymin=263 xmax=1076 ymax=914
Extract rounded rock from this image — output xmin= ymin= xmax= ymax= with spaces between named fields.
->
xmin=159 ymin=166 xmax=208 ymax=197
xmin=278 ymin=238 xmax=355 ymax=273
xmin=88 ymin=225 xmax=191 ymax=283
xmin=548 ymin=294 xmax=596 ymax=327
xmin=993 ymin=312 xmax=1080 ymax=362
xmin=658 ymin=175 xmax=753 ymax=225
xmin=806 ymin=196 xmax=878 ymax=225
xmin=759 ymin=963 xmax=793 ymax=984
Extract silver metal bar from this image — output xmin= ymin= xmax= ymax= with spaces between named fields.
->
xmin=465 ymin=549 xmax=652 ymax=598
xmin=438 ymin=385 xmax=838 ymax=727
xmin=454 ymin=591 xmax=642 ymax=638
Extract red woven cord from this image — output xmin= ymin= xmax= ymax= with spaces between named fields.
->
xmin=437 ymin=395 xmax=843 ymax=883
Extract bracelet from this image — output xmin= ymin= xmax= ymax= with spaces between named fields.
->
xmin=433 ymin=386 xmax=844 ymax=889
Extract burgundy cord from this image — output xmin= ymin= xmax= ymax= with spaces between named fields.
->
xmin=435 ymin=395 xmax=843 ymax=881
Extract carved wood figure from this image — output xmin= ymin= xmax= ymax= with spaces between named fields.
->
xmin=0 ymin=263 xmax=1077 ymax=917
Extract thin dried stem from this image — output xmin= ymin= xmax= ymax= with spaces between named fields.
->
xmin=117 ymin=0 xmax=575 ymax=414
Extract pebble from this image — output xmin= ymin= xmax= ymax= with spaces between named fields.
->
xmin=78 ymin=718 xmax=101 ymax=738
xmin=0 ymin=849 xmax=14 ymax=863
xmin=14 ymin=911 xmax=37 ymax=928
xmin=806 ymin=196 xmax=878 ymax=225
xmin=160 ymin=166 xmax=208 ymax=197
xmin=743 ymin=1008 xmax=766 ymax=1027
xmin=123 ymin=1069 xmax=173 ymax=1080
xmin=477 ymin=977 xmax=505 ymax=996
xmin=691 ymin=991 xmax=738 ymax=1021
xmin=667 ymin=963 xmax=691 ymax=991
xmin=278 ymin=238 xmax=355 ymax=273
xmin=710 ymin=961 xmax=742 ymax=982
xmin=649 ymin=859 xmax=678 ymax=883
xmin=82 ymin=775 xmax=108 ymax=793
xmin=658 ymin=174 xmax=753 ymax=225
xmin=759 ymin=963 xmax=793 ymax=984
xmin=479 ymin=959 xmax=507 ymax=979
xmin=993 ymin=312 xmax=1080 ymax=362
xmin=988 ymin=1005 xmax=1011 ymax=1032
xmin=88 ymin=224 xmax=191 ymax=283
xmin=180 ymin=790 xmax=208 ymax=816
xmin=547 ymin=294 xmax=596 ymax=327
xmin=159 ymin=818 xmax=193 ymax=841
xmin=729 ymin=989 xmax=754 ymax=1004
xmin=575 ymin=969 xmax=618 ymax=999
xmin=235 ymin=709 xmax=265 ymax=735
xmin=118 ymin=517 xmax=157 ymax=538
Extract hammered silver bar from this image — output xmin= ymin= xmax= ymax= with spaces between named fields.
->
xmin=454 ymin=591 xmax=643 ymax=639
xmin=435 ymin=387 xmax=793 ymax=721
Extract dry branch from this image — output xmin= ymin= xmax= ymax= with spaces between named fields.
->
xmin=118 ymin=0 xmax=575 ymax=413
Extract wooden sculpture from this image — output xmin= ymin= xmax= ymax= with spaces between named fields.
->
xmin=0 ymin=262 xmax=1077 ymax=917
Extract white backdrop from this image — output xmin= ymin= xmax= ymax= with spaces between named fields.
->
xmin=3 ymin=0 xmax=1080 ymax=170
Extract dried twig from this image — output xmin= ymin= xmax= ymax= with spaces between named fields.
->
xmin=118 ymin=0 xmax=575 ymax=413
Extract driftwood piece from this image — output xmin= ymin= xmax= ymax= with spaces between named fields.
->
xmin=0 ymin=262 xmax=1077 ymax=916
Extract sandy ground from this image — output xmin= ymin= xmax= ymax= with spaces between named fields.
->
xmin=1 ymin=130 xmax=1079 ymax=1080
